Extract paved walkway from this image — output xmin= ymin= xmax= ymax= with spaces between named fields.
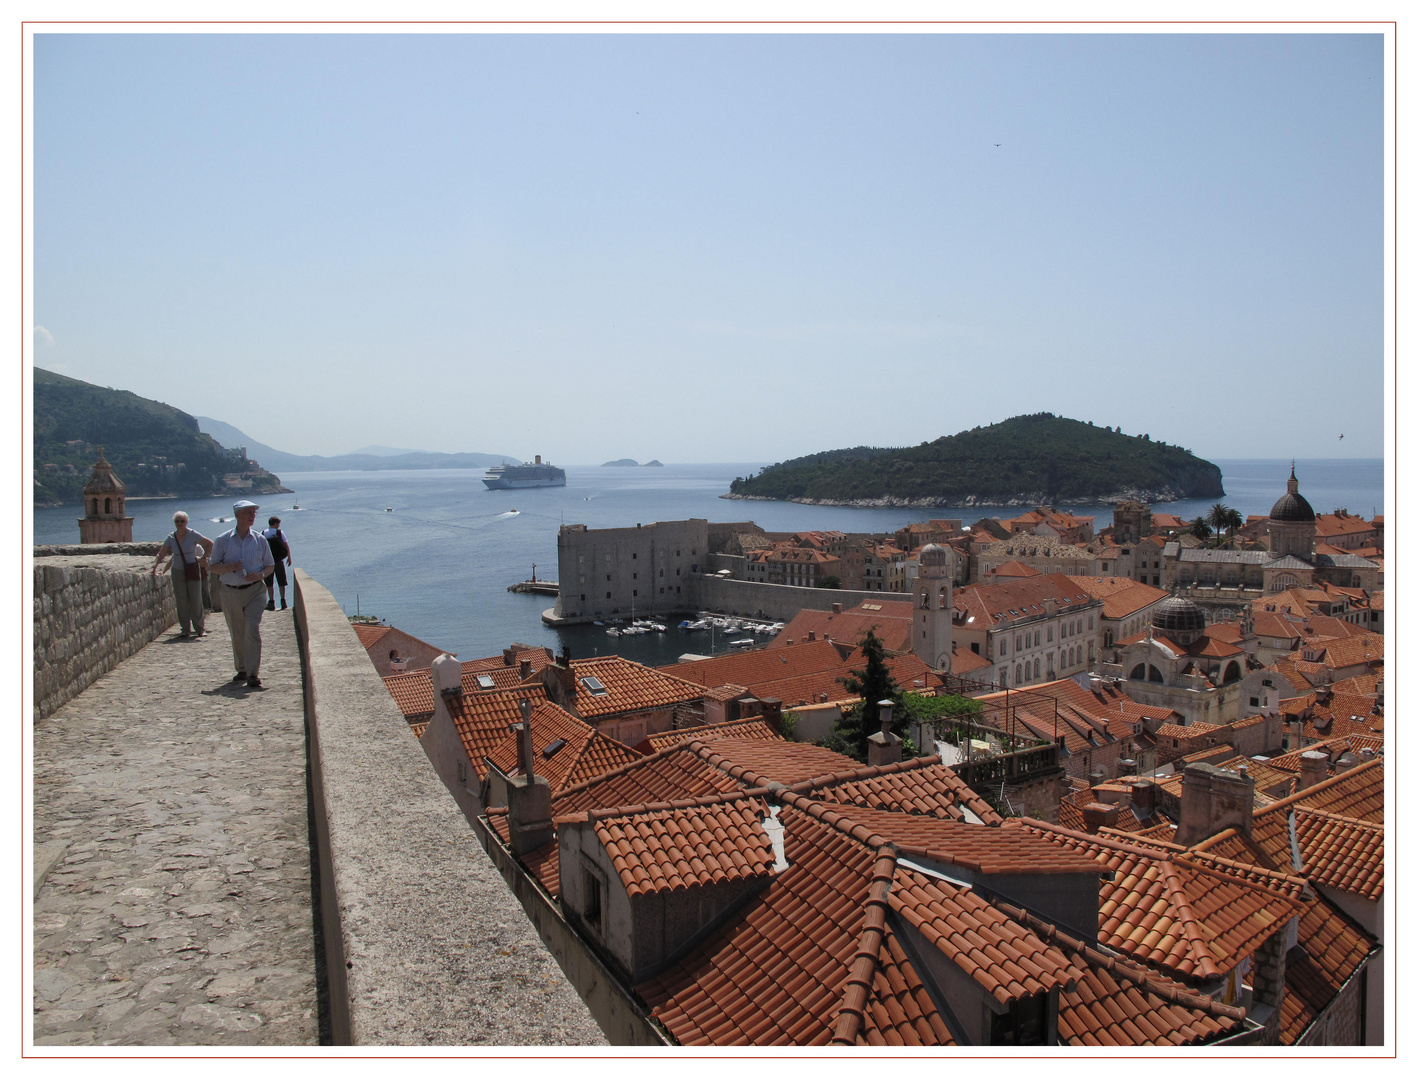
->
xmin=33 ymin=606 xmax=319 ymax=1046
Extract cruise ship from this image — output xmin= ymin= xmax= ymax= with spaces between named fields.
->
xmin=482 ymin=455 xmax=567 ymax=490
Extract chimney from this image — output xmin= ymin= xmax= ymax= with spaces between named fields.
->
xmin=506 ymin=698 xmax=553 ymax=855
xmin=1359 ymin=747 xmax=1376 ymax=762
xmin=866 ymin=700 xmax=902 ymax=766
xmin=518 ymin=658 xmax=533 ymax=680
xmin=759 ymin=697 xmax=783 ymax=733
xmin=1088 ymin=766 xmax=1107 ymax=788
xmin=431 ymin=653 xmax=463 ymax=697
xmin=785 ymin=638 xmax=794 ymax=646
xmin=1298 ymin=750 xmax=1328 ymax=791
xmin=1176 ymin=763 xmax=1255 ymax=845
xmin=503 ymin=646 xmax=517 ymax=667
xmin=738 ymin=696 xmax=762 ymax=719
xmin=1130 ymin=779 xmax=1156 ymax=818
xmin=1335 ymin=750 xmax=1360 ymax=773
xmin=807 ymin=631 xmax=816 ymax=642
xmin=832 ymin=602 xmax=843 ymax=614
xmin=1081 ymin=802 xmax=1120 ymax=833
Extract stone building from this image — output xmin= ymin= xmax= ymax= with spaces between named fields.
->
xmin=76 ymin=447 xmax=133 ymax=544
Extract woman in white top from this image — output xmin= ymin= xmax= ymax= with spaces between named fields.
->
xmin=152 ymin=511 xmax=215 ymax=638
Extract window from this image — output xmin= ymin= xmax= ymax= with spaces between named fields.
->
xmin=475 ymin=674 xmax=495 ymax=690
xmin=606 ymin=592 xmax=611 ymax=600
xmin=632 ymin=572 xmax=637 ymax=580
xmin=632 ymin=552 xmax=637 ymax=560
xmin=633 ymin=589 xmax=638 ymax=597
xmin=580 ymin=594 xmax=586 ymax=601
xmin=1015 ymin=665 xmax=1023 ymax=684
xmin=581 ymin=865 xmax=603 ymax=933
xmin=580 ymin=676 xmax=609 ymax=696
xmin=1033 ymin=659 xmax=1040 ymax=678
xmin=1250 ymin=696 xmax=1260 ymax=708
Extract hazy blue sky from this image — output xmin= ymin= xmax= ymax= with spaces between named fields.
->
xmin=32 ymin=31 xmax=1385 ymax=465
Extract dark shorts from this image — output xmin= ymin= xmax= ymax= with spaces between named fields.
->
xmin=264 ymin=562 xmax=288 ymax=588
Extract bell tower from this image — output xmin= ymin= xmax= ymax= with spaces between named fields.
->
xmin=77 ymin=447 xmax=133 ymax=544
xmin=913 ymin=544 xmax=954 ymax=671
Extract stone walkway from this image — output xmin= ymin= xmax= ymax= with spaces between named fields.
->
xmin=33 ymin=606 xmax=319 ymax=1046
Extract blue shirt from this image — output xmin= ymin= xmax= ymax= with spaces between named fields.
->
xmin=211 ymin=527 xmax=275 ymax=586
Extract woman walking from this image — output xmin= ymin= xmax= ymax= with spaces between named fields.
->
xmin=152 ymin=511 xmax=215 ymax=638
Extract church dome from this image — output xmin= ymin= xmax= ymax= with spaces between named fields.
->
xmin=1152 ymin=595 xmax=1207 ymax=638
xmin=1269 ymin=490 xmax=1315 ymax=523
xmin=919 ymin=543 xmax=949 ymax=567
xmin=1269 ymin=466 xmax=1315 ymax=523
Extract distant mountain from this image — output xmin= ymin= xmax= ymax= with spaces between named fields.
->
xmin=196 ymin=418 xmax=517 ymax=473
xmin=725 ymin=414 xmax=1224 ymax=507
xmin=33 ymin=369 xmax=287 ymax=507
xmin=602 ymin=458 xmax=665 ymax=467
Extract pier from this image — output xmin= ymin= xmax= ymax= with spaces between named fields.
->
xmin=507 ymin=580 xmax=558 ymax=596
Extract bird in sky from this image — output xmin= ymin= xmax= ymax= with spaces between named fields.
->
xmin=1339 ymin=433 xmax=1345 ymax=440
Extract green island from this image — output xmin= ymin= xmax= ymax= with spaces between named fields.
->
xmin=33 ymin=368 xmax=289 ymax=507
xmin=725 ymin=413 xmax=1224 ymax=508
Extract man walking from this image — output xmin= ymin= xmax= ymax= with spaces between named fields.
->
xmin=210 ymin=499 xmax=275 ymax=688
xmin=262 ymin=516 xmax=293 ymax=610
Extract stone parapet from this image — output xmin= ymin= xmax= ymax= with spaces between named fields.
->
xmin=292 ymin=570 xmax=603 ymax=1045
xmin=33 ymin=552 xmax=176 ymax=721
xmin=35 ymin=542 xmax=166 ymax=557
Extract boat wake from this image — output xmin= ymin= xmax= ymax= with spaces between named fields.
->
xmin=498 ymin=510 xmax=520 ymax=518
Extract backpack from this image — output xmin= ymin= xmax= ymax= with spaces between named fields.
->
xmin=263 ymin=528 xmax=289 ymax=561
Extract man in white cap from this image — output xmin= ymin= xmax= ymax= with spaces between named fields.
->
xmin=209 ymin=499 xmax=275 ymax=688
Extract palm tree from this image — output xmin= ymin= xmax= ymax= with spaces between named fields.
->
xmin=1189 ymin=516 xmax=1212 ymax=541
xmin=1207 ymin=503 xmax=1243 ymax=545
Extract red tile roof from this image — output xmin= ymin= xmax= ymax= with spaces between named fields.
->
xmin=804 ymin=758 xmax=1003 ymax=825
xmin=581 ymin=793 xmax=777 ymax=898
xmin=1013 ymin=820 xmax=1303 ymax=983
xmin=638 ymin=717 xmax=784 ymax=754
xmin=1066 ymin=576 xmax=1168 ymax=619
xmin=567 ymin=656 xmax=706 ymax=719
xmin=351 ymin=623 xmax=392 ymax=649
xmin=482 ymin=701 xmax=641 ymax=794
xmin=442 ymin=686 xmax=551 ymax=780
xmin=771 ymin=603 xmax=915 ymax=653
xmin=954 ymin=573 xmax=1100 ymax=629
xmin=384 ymin=660 xmax=539 ymax=723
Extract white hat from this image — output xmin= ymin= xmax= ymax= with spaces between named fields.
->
xmin=232 ymin=499 xmax=260 ymax=512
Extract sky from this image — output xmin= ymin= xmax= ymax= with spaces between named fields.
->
xmin=30 ymin=28 xmax=1386 ymax=465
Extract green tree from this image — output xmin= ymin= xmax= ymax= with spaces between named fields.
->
xmin=822 ymin=629 xmax=903 ymax=762
xmin=820 ymin=575 xmax=842 ymax=589
xmin=1207 ymin=503 xmax=1243 ymax=539
xmin=1189 ymin=516 xmax=1212 ymax=541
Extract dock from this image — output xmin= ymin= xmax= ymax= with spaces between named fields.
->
xmin=508 ymin=580 xmax=559 ymax=596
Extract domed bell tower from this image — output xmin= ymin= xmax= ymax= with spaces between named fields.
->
xmin=77 ymin=447 xmax=133 ymax=544
xmin=913 ymin=543 xmax=954 ymax=671
xmin=1267 ymin=463 xmax=1316 ymax=559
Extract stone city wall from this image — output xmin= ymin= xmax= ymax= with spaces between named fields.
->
xmin=689 ymin=575 xmax=904 ymax=624
xmin=291 ymin=570 xmax=602 ymax=1046
xmin=33 ymin=549 xmax=176 ymax=722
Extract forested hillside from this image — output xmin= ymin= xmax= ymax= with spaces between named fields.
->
xmin=33 ymin=369 xmax=285 ymax=506
xmin=727 ymin=414 xmax=1223 ymax=506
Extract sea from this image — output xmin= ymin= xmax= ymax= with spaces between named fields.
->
xmin=32 ymin=459 xmax=1385 ymax=669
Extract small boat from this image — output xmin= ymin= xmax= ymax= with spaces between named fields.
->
xmin=291 ymin=503 xmax=300 ymax=510
xmin=385 ymin=507 xmax=393 ymax=512
xmin=593 ymin=620 xmax=605 ymax=626
xmin=730 ymin=638 xmax=755 ymax=648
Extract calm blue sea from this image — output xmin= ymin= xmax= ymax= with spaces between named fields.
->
xmin=32 ymin=459 xmax=1385 ymax=668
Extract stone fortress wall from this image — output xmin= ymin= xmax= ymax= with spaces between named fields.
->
xmin=33 ymin=543 xmax=175 ymax=722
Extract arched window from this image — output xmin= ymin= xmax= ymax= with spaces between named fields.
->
xmin=1223 ymin=661 xmax=1241 ymax=684
xmin=1130 ymin=663 xmax=1147 ymax=680
xmin=1015 ymin=664 xmax=1023 ymax=684
xmin=104 ymin=497 xmax=111 ymax=514
xmin=1148 ymin=665 xmax=1164 ymax=684
xmin=1033 ymin=658 xmax=1041 ymax=679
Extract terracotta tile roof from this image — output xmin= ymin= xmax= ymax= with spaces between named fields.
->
xmin=1288 ymin=757 xmax=1383 ymax=823
xmin=989 ymin=899 xmax=1245 ymax=1046
xmin=442 ymin=686 xmax=551 ymax=781
xmin=482 ymin=700 xmax=642 ymax=794
xmin=703 ymin=683 xmax=750 ymax=703
xmin=1065 ymin=576 xmax=1168 ymax=619
xmin=1262 ymin=734 xmax=1383 ymax=773
xmin=954 ymin=573 xmax=1100 ymax=629
xmin=992 ymin=560 xmax=1041 ymax=577
xmin=891 ymin=865 xmax=1078 ymax=1005
xmin=383 ymin=660 xmax=538 ymax=723
xmin=1058 ymin=790 xmax=1146 ymax=833
xmin=637 ymin=807 xmax=885 ymax=1045
xmin=804 ymin=757 xmax=1003 ymax=825
xmin=639 ymin=717 xmax=784 ymax=754
xmin=463 ymin=645 xmax=555 ymax=673
xmin=351 ymin=623 xmax=392 ymax=649
xmin=1185 ymin=829 xmax=1379 ymax=1045
xmin=552 ymin=742 xmax=747 ymax=816
xmin=857 ymin=926 xmax=957 ymax=1045
xmin=695 ymin=738 xmax=865 ymax=787
xmin=662 ymin=639 xmax=859 ymax=698
xmin=770 ymin=604 xmax=914 ymax=653
xmin=1012 ymin=820 xmax=1303 ymax=983
xmin=581 ymin=793 xmax=777 ymax=897
xmin=1152 ymin=721 xmax=1223 ymax=741
xmin=567 ymin=655 xmax=706 ymax=719
xmin=485 ymin=811 xmax=560 ymax=896
xmin=409 ymin=721 xmax=428 ymax=739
